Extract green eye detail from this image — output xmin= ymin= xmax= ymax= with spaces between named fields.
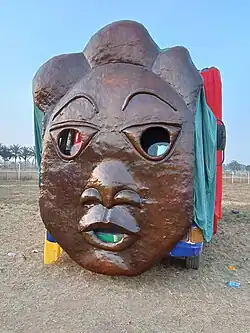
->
xmin=141 ymin=127 xmax=170 ymax=157
xmin=147 ymin=142 xmax=169 ymax=156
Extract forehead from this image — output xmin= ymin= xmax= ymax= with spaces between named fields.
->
xmin=52 ymin=63 xmax=190 ymax=126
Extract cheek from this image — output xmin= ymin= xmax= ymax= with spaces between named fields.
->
xmin=130 ymin=162 xmax=193 ymax=240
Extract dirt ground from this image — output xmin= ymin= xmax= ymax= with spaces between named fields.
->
xmin=0 ymin=181 xmax=249 ymax=333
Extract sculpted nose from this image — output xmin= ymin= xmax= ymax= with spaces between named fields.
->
xmin=81 ymin=187 xmax=141 ymax=208
xmin=81 ymin=159 xmax=141 ymax=208
xmin=80 ymin=188 xmax=101 ymax=205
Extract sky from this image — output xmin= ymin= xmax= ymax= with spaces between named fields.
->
xmin=0 ymin=0 xmax=249 ymax=164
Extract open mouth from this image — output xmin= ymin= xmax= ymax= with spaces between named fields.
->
xmin=80 ymin=223 xmax=139 ymax=251
xmin=78 ymin=204 xmax=140 ymax=251
xmin=82 ymin=225 xmax=139 ymax=251
xmin=94 ymin=227 xmax=124 ymax=243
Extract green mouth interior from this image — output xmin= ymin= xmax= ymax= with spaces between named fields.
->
xmin=94 ymin=229 xmax=124 ymax=244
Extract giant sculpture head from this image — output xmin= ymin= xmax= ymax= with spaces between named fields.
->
xmin=33 ymin=20 xmax=203 ymax=276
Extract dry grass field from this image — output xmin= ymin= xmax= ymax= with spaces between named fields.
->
xmin=0 ymin=181 xmax=249 ymax=333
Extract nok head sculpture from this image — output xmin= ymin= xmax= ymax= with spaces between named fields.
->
xmin=33 ymin=20 xmax=203 ymax=276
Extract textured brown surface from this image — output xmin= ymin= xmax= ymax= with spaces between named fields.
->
xmin=153 ymin=46 xmax=203 ymax=112
xmin=1 ymin=183 xmax=250 ymax=332
xmin=33 ymin=53 xmax=90 ymax=112
xmin=33 ymin=20 xmax=203 ymax=276
xmin=83 ymin=20 xmax=159 ymax=69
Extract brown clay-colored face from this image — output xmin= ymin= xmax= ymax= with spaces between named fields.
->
xmin=39 ymin=63 xmax=194 ymax=276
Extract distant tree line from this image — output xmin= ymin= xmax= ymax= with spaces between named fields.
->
xmin=0 ymin=143 xmax=249 ymax=172
xmin=0 ymin=143 xmax=36 ymax=169
xmin=224 ymin=160 xmax=250 ymax=172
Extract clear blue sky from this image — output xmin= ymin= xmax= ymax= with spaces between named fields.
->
xmin=0 ymin=0 xmax=249 ymax=164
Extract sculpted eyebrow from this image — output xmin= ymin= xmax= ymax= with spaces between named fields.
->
xmin=121 ymin=89 xmax=177 ymax=112
xmin=52 ymin=93 xmax=99 ymax=121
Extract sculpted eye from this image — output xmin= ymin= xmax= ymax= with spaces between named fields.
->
xmin=58 ymin=129 xmax=82 ymax=157
xmin=122 ymin=124 xmax=181 ymax=161
xmin=141 ymin=127 xmax=170 ymax=157
xmin=50 ymin=125 xmax=98 ymax=160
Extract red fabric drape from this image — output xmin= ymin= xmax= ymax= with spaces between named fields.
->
xmin=201 ymin=68 xmax=223 ymax=234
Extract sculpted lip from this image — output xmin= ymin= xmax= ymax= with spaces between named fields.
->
xmin=82 ymin=230 xmax=138 ymax=251
xmin=80 ymin=221 xmax=139 ymax=235
xmin=78 ymin=204 xmax=140 ymax=251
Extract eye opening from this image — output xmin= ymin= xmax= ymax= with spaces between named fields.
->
xmin=122 ymin=123 xmax=181 ymax=162
xmin=140 ymin=126 xmax=170 ymax=157
xmin=57 ymin=128 xmax=82 ymax=157
xmin=50 ymin=124 xmax=98 ymax=161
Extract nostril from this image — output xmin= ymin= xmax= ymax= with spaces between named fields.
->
xmin=114 ymin=190 xmax=141 ymax=207
xmin=80 ymin=188 xmax=102 ymax=205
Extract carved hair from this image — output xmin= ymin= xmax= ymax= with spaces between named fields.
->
xmin=33 ymin=20 xmax=203 ymax=114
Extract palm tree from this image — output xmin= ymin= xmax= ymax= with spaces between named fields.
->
xmin=227 ymin=160 xmax=241 ymax=172
xmin=29 ymin=146 xmax=37 ymax=168
xmin=0 ymin=145 xmax=13 ymax=166
xmin=0 ymin=143 xmax=3 ymax=162
xmin=20 ymin=146 xmax=33 ymax=169
xmin=10 ymin=144 xmax=21 ymax=169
